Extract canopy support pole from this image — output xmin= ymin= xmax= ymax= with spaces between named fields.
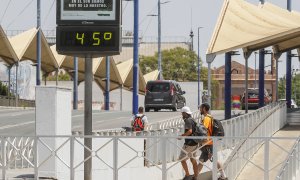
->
xmin=286 ymin=51 xmax=292 ymax=108
xmin=259 ymin=49 xmax=265 ymax=108
xmin=225 ymin=52 xmax=232 ymax=120
xmin=73 ymin=57 xmax=78 ymax=110
xmin=15 ymin=62 xmax=19 ymax=107
xmin=244 ymin=51 xmax=252 ymax=114
xmin=105 ymin=56 xmax=110 ymax=111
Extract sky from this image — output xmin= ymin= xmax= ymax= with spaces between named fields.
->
xmin=0 ymin=0 xmax=300 ymax=77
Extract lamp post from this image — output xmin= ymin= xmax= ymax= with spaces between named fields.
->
xmin=197 ymin=27 xmax=203 ymax=107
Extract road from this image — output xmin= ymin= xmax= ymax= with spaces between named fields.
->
xmin=0 ymin=108 xmax=242 ymax=136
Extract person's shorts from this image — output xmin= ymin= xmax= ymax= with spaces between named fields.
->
xmin=179 ymin=144 xmax=199 ymax=160
xmin=199 ymin=145 xmax=213 ymax=162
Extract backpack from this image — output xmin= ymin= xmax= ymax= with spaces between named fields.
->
xmin=132 ymin=115 xmax=145 ymax=131
xmin=208 ymin=116 xmax=225 ymax=137
xmin=192 ymin=121 xmax=208 ymax=144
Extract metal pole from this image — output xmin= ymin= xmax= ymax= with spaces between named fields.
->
xmin=225 ymin=52 xmax=232 ymax=120
xmin=8 ymin=66 xmax=11 ymax=106
xmin=276 ymin=56 xmax=279 ymax=101
xmin=197 ymin=27 xmax=201 ymax=107
xmin=15 ymin=62 xmax=18 ymax=107
xmin=158 ymin=0 xmax=162 ymax=80
xmin=286 ymin=0 xmax=292 ymax=108
xmin=120 ymin=85 xmax=123 ymax=111
xmin=105 ymin=56 xmax=110 ymax=110
xmin=44 ymin=74 xmax=47 ymax=86
xmin=255 ymin=52 xmax=257 ymax=89
xmin=260 ymin=0 xmax=265 ymax=4
xmin=259 ymin=49 xmax=265 ymax=108
xmin=286 ymin=52 xmax=292 ymax=108
xmin=73 ymin=57 xmax=78 ymax=110
xmin=84 ymin=56 xmax=93 ymax=180
xmin=36 ymin=0 xmax=41 ymax=86
xmin=133 ymin=0 xmax=139 ymax=115
xmin=208 ymin=62 xmax=212 ymax=107
xmin=245 ymin=57 xmax=249 ymax=113
xmin=55 ymin=69 xmax=59 ymax=86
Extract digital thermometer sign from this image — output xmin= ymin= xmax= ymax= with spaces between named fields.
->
xmin=56 ymin=26 xmax=120 ymax=55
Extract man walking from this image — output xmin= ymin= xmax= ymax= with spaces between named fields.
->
xmin=198 ymin=103 xmax=227 ymax=180
xmin=179 ymin=106 xmax=199 ymax=180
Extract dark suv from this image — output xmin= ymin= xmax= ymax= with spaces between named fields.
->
xmin=144 ymin=80 xmax=186 ymax=112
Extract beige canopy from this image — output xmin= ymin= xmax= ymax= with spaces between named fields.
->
xmin=0 ymin=26 xmax=18 ymax=65
xmin=117 ymin=59 xmax=146 ymax=94
xmin=144 ymin=70 xmax=159 ymax=83
xmin=259 ymin=3 xmax=300 ymax=54
xmin=60 ymin=56 xmax=101 ymax=82
xmin=9 ymin=28 xmax=58 ymax=73
xmin=94 ymin=57 xmax=122 ymax=91
xmin=207 ymin=0 xmax=300 ymax=60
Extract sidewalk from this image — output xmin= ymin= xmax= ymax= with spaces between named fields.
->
xmin=236 ymin=125 xmax=300 ymax=180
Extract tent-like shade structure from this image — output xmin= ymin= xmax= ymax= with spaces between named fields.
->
xmin=117 ymin=59 xmax=146 ymax=94
xmin=94 ymin=57 xmax=122 ymax=92
xmin=144 ymin=70 xmax=159 ymax=83
xmin=260 ymin=3 xmax=300 ymax=55
xmin=60 ymin=56 xmax=101 ymax=83
xmin=207 ymin=0 xmax=300 ymax=60
xmin=0 ymin=26 xmax=18 ymax=65
xmin=9 ymin=28 xmax=58 ymax=73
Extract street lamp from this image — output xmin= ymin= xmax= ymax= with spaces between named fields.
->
xmin=197 ymin=27 xmax=203 ymax=107
xmin=148 ymin=0 xmax=170 ymax=80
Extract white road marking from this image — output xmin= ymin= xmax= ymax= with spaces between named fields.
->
xmin=0 ymin=121 xmax=34 ymax=130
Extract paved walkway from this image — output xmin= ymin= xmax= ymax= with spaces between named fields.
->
xmin=236 ymin=125 xmax=300 ymax=180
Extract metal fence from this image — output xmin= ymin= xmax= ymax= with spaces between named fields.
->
xmin=0 ymin=102 xmax=290 ymax=180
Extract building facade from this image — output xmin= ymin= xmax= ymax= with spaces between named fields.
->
xmin=212 ymin=60 xmax=276 ymax=109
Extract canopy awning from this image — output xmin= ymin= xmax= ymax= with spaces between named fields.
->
xmin=60 ymin=56 xmax=101 ymax=82
xmin=9 ymin=28 xmax=58 ymax=73
xmin=0 ymin=26 xmax=18 ymax=65
xmin=144 ymin=70 xmax=159 ymax=83
xmin=117 ymin=59 xmax=146 ymax=95
xmin=94 ymin=57 xmax=122 ymax=92
xmin=207 ymin=0 xmax=300 ymax=60
xmin=50 ymin=45 xmax=66 ymax=68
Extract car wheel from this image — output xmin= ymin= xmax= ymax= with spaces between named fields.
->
xmin=172 ymin=103 xmax=178 ymax=112
xmin=145 ymin=108 xmax=150 ymax=112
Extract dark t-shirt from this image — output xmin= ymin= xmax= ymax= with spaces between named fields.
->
xmin=184 ymin=117 xmax=198 ymax=146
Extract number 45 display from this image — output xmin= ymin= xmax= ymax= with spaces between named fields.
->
xmin=76 ymin=32 xmax=112 ymax=45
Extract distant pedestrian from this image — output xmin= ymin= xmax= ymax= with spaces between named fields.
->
xmin=179 ymin=106 xmax=199 ymax=180
xmin=131 ymin=107 xmax=148 ymax=131
xmin=198 ymin=103 xmax=227 ymax=180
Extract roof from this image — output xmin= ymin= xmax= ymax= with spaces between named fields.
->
xmin=116 ymin=59 xmax=146 ymax=94
xmin=0 ymin=26 xmax=18 ymax=65
xmin=206 ymin=0 xmax=300 ymax=60
xmin=144 ymin=70 xmax=159 ymax=83
xmin=94 ymin=57 xmax=123 ymax=91
xmin=9 ymin=28 xmax=58 ymax=73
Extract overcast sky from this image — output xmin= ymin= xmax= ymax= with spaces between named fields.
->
xmin=0 ymin=0 xmax=300 ymax=77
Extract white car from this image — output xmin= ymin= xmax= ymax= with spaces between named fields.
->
xmin=279 ymin=99 xmax=298 ymax=108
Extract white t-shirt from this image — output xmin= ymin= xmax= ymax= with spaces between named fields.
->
xmin=131 ymin=113 xmax=148 ymax=126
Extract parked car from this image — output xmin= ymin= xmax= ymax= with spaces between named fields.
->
xmin=144 ymin=80 xmax=186 ymax=112
xmin=241 ymin=88 xmax=272 ymax=109
xmin=279 ymin=99 xmax=298 ymax=108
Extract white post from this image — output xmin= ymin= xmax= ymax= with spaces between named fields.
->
xmin=35 ymin=86 xmax=72 ymax=179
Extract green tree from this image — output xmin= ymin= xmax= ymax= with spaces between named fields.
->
xmin=278 ymin=74 xmax=300 ymax=105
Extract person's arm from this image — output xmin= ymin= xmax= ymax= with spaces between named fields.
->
xmin=131 ymin=116 xmax=135 ymax=126
xmin=143 ymin=116 xmax=148 ymax=129
xmin=181 ymin=129 xmax=192 ymax=136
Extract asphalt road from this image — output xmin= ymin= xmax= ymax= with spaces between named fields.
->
xmin=0 ymin=108 xmax=239 ymax=136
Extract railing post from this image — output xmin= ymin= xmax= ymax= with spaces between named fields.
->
xmin=2 ymin=137 xmax=6 ymax=180
xmin=34 ymin=136 xmax=39 ymax=180
xmin=264 ymin=139 xmax=269 ymax=180
xmin=213 ymin=137 xmax=219 ymax=180
xmin=162 ymin=137 xmax=167 ymax=180
xmin=113 ymin=137 xmax=118 ymax=180
xmin=70 ymin=137 xmax=74 ymax=180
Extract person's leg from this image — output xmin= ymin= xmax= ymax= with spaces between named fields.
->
xmin=190 ymin=158 xmax=198 ymax=178
xmin=198 ymin=159 xmax=204 ymax=174
xmin=181 ymin=160 xmax=190 ymax=176
xmin=217 ymin=161 xmax=227 ymax=179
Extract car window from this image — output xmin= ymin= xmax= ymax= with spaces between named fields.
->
xmin=147 ymin=83 xmax=170 ymax=92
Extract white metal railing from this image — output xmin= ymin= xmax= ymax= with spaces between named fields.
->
xmin=276 ymin=137 xmax=300 ymax=180
xmin=0 ymin=102 xmax=289 ymax=180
